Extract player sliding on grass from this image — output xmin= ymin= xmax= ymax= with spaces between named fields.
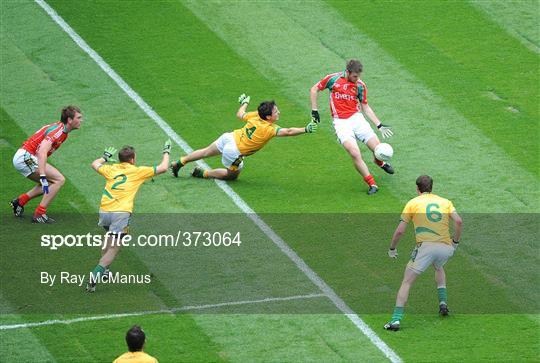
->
xmin=384 ymin=175 xmax=463 ymax=331
xmin=10 ymin=106 xmax=83 ymax=223
xmin=310 ymin=59 xmax=394 ymax=195
xmin=86 ymin=140 xmax=171 ymax=293
xmin=170 ymin=94 xmax=318 ymax=180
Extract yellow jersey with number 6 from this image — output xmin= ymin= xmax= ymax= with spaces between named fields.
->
xmin=98 ymin=162 xmax=155 ymax=213
xmin=400 ymin=193 xmax=456 ymax=245
xmin=233 ymin=111 xmax=281 ymax=155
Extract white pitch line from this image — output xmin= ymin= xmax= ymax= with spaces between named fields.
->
xmin=0 ymin=293 xmax=326 ymax=331
xmin=34 ymin=1 xmax=402 ymax=362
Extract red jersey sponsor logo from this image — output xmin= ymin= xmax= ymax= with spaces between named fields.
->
xmin=22 ymin=121 xmax=69 ymax=156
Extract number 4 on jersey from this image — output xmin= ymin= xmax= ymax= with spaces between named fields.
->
xmin=245 ymin=126 xmax=256 ymax=139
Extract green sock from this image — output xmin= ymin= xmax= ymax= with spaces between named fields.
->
xmin=438 ymin=287 xmax=448 ymax=305
xmin=90 ymin=264 xmax=105 ymax=282
xmin=391 ymin=306 xmax=404 ymax=322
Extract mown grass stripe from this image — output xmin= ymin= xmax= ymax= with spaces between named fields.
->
xmin=471 ymin=0 xmax=540 ymax=53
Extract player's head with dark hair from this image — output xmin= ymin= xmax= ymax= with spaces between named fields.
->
xmin=119 ymin=146 xmax=136 ymax=163
xmin=125 ymin=325 xmax=146 ymax=352
xmin=416 ymin=175 xmax=433 ymax=193
xmin=60 ymin=105 xmax=83 ymax=131
xmin=346 ymin=59 xmax=363 ymax=74
xmin=60 ymin=105 xmax=82 ymax=124
xmin=258 ymin=100 xmax=279 ymax=122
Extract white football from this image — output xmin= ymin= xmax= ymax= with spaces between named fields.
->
xmin=374 ymin=143 xmax=393 ymax=161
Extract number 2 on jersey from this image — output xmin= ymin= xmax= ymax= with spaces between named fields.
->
xmin=111 ymin=174 xmax=127 ymax=190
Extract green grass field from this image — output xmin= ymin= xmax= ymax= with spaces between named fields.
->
xmin=1 ymin=0 xmax=539 ymax=361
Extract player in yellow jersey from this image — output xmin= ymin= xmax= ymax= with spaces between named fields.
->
xmin=170 ymin=94 xmax=318 ymax=180
xmin=85 ymin=140 xmax=171 ymax=292
xmin=113 ymin=325 xmax=158 ymax=363
xmin=384 ymin=175 xmax=462 ymax=331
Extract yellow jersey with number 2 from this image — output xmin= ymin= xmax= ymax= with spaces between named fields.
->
xmin=400 ymin=193 xmax=456 ymax=245
xmin=98 ymin=162 xmax=155 ymax=213
xmin=233 ymin=111 xmax=281 ymax=156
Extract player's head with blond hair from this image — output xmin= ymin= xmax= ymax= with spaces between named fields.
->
xmin=416 ymin=175 xmax=433 ymax=193
xmin=258 ymin=100 xmax=280 ymax=122
xmin=119 ymin=146 xmax=136 ymax=164
xmin=125 ymin=325 xmax=146 ymax=352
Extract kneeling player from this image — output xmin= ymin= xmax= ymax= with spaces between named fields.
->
xmin=86 ymin=140 xmax=171 ymax=292
xmin=384 ymin=175 xmax=462 ymax=331
xmin=170 ymin=94 xmax=317 ymax=180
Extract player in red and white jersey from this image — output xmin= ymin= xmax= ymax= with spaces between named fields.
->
xmin=10 ymin=106 xmax=83 ymax=223
xmin=310 ymin=59 xmax=394 ymax=195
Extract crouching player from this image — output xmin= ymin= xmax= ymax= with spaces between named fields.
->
xmin=384 ymin=175 xmax=462 ymax=331
xmin=170 ymin=94 xmax=317 ymax=180
xmin=10 ymin=106 xmax=83 ymax=223
xmin=86 ymin=140 xmax=171 ymax=292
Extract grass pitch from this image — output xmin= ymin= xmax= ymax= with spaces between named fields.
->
xmin=1 ymin=0 xmax=539 ymax=362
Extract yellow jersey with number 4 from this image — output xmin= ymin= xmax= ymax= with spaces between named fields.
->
xmin=400 ymin=193 xmax=456 ymax=245
xmin=98 ymin=162 xmax=155 ymax=213
xmin=233 ymin=111 xmax=281 ymax=155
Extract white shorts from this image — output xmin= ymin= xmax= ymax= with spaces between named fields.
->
xmin=215 ymin=132 xmax=244 ymax=171
xmin=13 ymin=149 xmax=38 ymax=177
xmin=407 ymin=242 xmax=455 ymax=274
xmin=333 ymin=113 xmax=376 ymax=144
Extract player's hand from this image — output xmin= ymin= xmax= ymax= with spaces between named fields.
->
xmin=311 ymin=110 xmax=320 ymax=123
xmin=452 ymin=239 xmax=459 ymax=250
xmin=238 ymin=93 xmax=251 ymax=105
xmin=388 ymin=248 xmax=398 ymax=259
xmin=40 ymin=175 xmax=49 ymax=194
xmin=162 ymin=139 xmax=172 ymax=154
xmin=102 ymin=147 xmax=117 ymax=162
xmin=377 ymin=123 xmax=393 ymax=139
xmin=305 ymin=120 xmax=318 ymax=133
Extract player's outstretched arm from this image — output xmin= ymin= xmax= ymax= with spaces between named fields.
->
xmin=91 ymin=147 xmax=117 ymax=172
xmin=236 ymin=93 xmax=250 ymax=120
xmin=276 ymin=120 xmax=318 ymax=137
xmin=155 ymin=139 xmax=172 ymax=175
xmin=388 ymin=221 xmax=408 ymax=258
